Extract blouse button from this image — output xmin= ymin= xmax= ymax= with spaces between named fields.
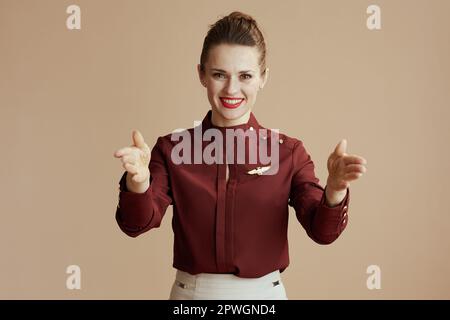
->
xmin=279 ymin=139 xmax=284 ymax=144
xmin=342 ymin=211 xmax=348 ymax=226
xmin=249 ymin=126 xmax=254 ymax=131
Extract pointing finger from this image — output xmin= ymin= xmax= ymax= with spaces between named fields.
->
xmin=343 ymin=155 xmax=367 ymax=165
xmin=344 ymin=164 xmax=367 ymax=174
xmin=121 ymin=154 xmax=136 ymax=166
xmin=114 ymin=147 xmax=134 ymax=158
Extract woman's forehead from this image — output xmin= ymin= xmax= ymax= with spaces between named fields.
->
xmin=207 ymin=44 xmax=260 ymax=71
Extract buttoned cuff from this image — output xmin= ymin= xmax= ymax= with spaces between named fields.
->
xmin=313 ymin=186 xmax=350 ymax=239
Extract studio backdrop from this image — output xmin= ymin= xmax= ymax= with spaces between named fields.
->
xmin=1 ymin=0 xmax=449 ymax=299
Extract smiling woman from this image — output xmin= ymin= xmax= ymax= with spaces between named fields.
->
xmin=197 ymin=12 xmax=269 ymax=127
xmin=114 ymin=10 xmax=366 ymax=301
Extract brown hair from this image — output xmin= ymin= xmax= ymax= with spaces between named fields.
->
xmin=199 ymin=11 xmax=267 ymax=76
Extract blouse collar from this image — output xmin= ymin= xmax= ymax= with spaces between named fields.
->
xmin=200 ymin=110 xmax=261 ymax=132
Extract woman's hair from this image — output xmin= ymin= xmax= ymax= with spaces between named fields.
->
xmin=199 ymin=11 xmax=267 ymax=76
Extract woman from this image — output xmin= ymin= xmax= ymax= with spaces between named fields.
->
xmin=113 ymin=11 xmax=367 ymax=300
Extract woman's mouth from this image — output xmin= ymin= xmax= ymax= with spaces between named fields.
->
xmin=220 ymin=97 xmax=245 ymax=109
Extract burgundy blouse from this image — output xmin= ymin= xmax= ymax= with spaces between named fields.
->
xmin=115 ymin=111 xmax=350 ymax=278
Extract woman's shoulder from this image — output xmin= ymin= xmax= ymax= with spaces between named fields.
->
xmin=257 ymin=125 xmax=303 ymax=152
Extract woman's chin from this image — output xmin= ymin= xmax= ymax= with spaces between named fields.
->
xmin=216 ymin=106 xmax=250 ymax=120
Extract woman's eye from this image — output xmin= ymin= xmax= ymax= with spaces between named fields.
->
xmin=213 ymin=73 xmax=252 ymax=80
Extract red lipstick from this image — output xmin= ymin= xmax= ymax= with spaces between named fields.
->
xmin=220 ymin=97 xmax=245 ymax=109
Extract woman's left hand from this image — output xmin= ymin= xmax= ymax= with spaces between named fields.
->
xmin=326 ymin=139 xmax=367 ymax=193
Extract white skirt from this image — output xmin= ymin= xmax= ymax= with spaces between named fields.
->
xmin=169 ymin=269 xmax=288 ymax=300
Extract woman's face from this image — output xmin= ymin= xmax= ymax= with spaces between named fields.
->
xmin=198 ymin=44 xmax=269 ymax=127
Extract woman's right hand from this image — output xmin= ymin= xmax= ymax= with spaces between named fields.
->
xmin=114 ymin=130 xmax=151 ymax=188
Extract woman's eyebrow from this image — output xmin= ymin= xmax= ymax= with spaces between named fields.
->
xmin=211 ymin=68 xmax=254 ymax=73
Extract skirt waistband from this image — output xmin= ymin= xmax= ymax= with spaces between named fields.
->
xmin=174 ymin=269 xmax=282 ymax=290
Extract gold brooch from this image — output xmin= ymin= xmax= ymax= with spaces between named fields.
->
xmin=246 ymin=166 xmax=271 ymax=175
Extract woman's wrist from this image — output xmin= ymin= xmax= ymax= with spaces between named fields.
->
xmin=324 ymin=185 xmax=347 ymax=207
xmin=126 ymin=172 xmax=150 ymax=194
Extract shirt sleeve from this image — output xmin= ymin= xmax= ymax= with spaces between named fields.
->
xmin=115 ymin=136 xmax=173 ymax=237
xmin=288 ymin=140 xmax=350 ymax=245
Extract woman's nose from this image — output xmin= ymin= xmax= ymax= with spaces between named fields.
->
xmin=225 ymin=77 xmax=240 ymax=95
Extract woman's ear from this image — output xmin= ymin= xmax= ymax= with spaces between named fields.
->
xmin=197 ymin=64 xmax=206 ymax=87
xmin=260 ymin=67 xmax=269 ymax=89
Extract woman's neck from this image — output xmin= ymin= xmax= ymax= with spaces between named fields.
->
xmin=211 ymin=109 xmax=251 ymax=127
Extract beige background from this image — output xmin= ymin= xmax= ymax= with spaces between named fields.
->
xmin=1 ymin=0 xmax=449 ymax=299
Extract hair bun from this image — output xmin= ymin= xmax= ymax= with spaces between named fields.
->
xmin=199 ymin=11 xmax=267 ymax=76
xmin=227 ymin=11 xmax=256 ymax=24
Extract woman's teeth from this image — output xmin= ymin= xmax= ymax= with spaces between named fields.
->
xmin=223 ymin=99 xmax=242 ymax=104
